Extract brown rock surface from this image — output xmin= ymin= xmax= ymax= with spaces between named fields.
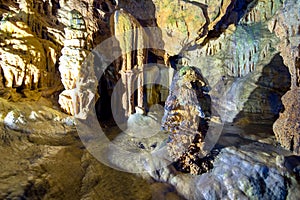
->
xmin=273 ymin=89 xmax=300 ymax=154
xmin=270 ymin=0 xmax=300 ymax=154
xmin=0 ymin=3 xmax=59 ymax=95
xmin=162 ymin=66 xmax=211 ymax=174
xmin=58 ymin=9 xmax=97 ymax=118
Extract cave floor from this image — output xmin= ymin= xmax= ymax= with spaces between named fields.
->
xmin=0 ymin=99 xmax=299 ymax=199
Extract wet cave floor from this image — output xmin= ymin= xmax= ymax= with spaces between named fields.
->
xmin=0 ymin=112 xmax=285 ymax=199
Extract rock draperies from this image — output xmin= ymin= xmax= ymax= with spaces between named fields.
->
xmin=110 ymin=9 xmax=148 ymax=117
xmin=58 ymin=9 xmax=97 ymax=118
xmin=0 ymin=0 xmax=58 ymax=99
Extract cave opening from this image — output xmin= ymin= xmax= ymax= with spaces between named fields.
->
xmin=218 ymin=53 xmax=292 ymax=149
xmin=96 ymin=74 xmax=113 ymax=122
xmin=234 ymin=53 xmax=291 ymax=124
xmin=100 ymin=2 xmax=110 ymax=12
xmin=95 ymin=51 xmax=172 ymax=127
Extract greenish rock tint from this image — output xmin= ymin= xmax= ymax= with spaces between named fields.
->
xmin=181 ymin=1 xmax=289 ymax=123
xmin=241 ymin=0 xmax=285 ymax=24
xmin=69 ymin=9 xmax=86 ymax=30
xmin=162 ymin=66 xmax=213 ymax=175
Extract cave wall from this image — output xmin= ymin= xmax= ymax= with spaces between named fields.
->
xmin=0 ymin=0 xmax=298 ymax=153
xmin=270 ymin=0 xmax=300 ymax=155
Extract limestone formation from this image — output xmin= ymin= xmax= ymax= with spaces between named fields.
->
xmin=0 ymin=3 xmax=59 ymax=99
xmin=153 ymin=0 xmax=207 ymax=54
xmin=241 ymin=0 xmax=283 ymax=24
xmin=273 ymin=90 xmax=300 ymax=154
xmin=110 ymin=9 xmax=148 ymax=117
xmin=0 ymin=0 xmax=300 ymax=199
xmin=271 ymin=0 xmax=300 ymax=155
xmin=143 ymin=65 xmax=174 ymax=108
xmin=162 ymin=66 xmax=210 ymax=174
xmin=178 ymin=0 xmax=288 ymax=124
xmin=144 ymin=65 xmax=160 ymax=107
xmin=58 ymin=10 xmax=97 ymax=118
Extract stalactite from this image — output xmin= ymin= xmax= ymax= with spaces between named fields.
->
xmin=110 ymin=9 xmax=148 ymax=117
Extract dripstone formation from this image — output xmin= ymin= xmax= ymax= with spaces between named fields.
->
xmin=110 ymin=9 xmax=148 ymax=117
xmin=162 ymin=66 xmax=212 ymax=175
xmin=0 ymin=0 xmax=59 ymax=100
xmin=58 ymin=10 xmax=97 ymax=118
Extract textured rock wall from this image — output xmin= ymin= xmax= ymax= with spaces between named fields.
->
xmin=174 ymin=0 xmax=290 ymax=124
xmin=0 ymin=0 xmax=61 ymax=99
xmin=162 ymin=66 xmax=211 ymax=174
xmin=0 ymin=0 xmax=298 ymax=154
xmin=271 ymin=0 xmax=300 ymax=155
xmin=58 ymin=9 xmax=97 ymax=118
xmin=0 ymin=0 xmax=114 ymax=101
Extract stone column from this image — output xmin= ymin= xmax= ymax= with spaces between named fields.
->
xmin=58 ymin=9 xmax=97 ymax=118
xmin=110 ymin=9 xmax=148 ymax=117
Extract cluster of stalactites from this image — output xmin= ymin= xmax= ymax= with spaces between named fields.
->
xmin=110 ymin=9 xmax=149 ymax=117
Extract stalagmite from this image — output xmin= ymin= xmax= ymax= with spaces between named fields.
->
xmin=162 ymin=66 xmax=210 ymax=174
xmin=110 ymin=9 xmax=148 ymax=117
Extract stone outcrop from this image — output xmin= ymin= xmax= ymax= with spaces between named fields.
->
xmin=0 ymin=0 xmax=300 ymax=199
xmin=153 ymin=0 xmax=207 ymax=54
xmin=110 ymin=9 xmax=148 ymax=117
xmin=0 ymin=0 xmax=60 ymax=99
xmin=0 ymin=0 xmax=115 ymax=103
xmin=271 ymin=0 xmax=300 ymax=155
xmin=223 ymin=24 xmax=277 ymax=78
xmin=178 ymin=0 xmax=289 ymax=124
xmin=273 ymin=90 xmax=300 ymax=154
xmin=57 ymin=0 xmax=116 ymax=45
xmin=152 ymin=143 xmax=300 ymax=200
xmin=162 ymin=66 xmax=211 ymax=174
xmin=58 ymin=10 xmax=97 ymax=118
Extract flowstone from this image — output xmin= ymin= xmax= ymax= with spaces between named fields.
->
xmin=58 ymin=9 xmax=97 ymax=118
xmin=162 ymin=66 xmax=213 ymax=174
xmin=110 ymin=9 xmax=148 ymax=117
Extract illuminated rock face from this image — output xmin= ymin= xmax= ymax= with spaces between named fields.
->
xmin=0 ymin=1 xmax=59 ymax=99
xmin=110 ymin=9 xmax=148 ymax=117
xmin=58 ymin=10 xmax=97 ymax=118
xmin=162 ymin=66 xmax=211 ymax=175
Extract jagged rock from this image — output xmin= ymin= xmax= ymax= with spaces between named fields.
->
xmin=0 ymin=17 xmax=58 ymax=92
xmin=162 ymin=66 xmax=210 ymax=174
xmin=58 ymin=10 xmax=97 ymax=118
xmin=269 ymin=0 xmax=300 ymax=89
xmin=164 ymin=144 xmax=300 ymax=200
xmin=151 ymin=0 xmax=261 ymax=54
xmin=270 ymin=0 xmax=300 ymax=154
xmin=273 ymin=89 xmax=300 ymax=154
xmin=0 ymin=0 xmax=67 ymax=101
xmin=241 ymin=0 xmax=284 ymax=24
xmin=153 ymin=0 xmax=206 ymax=54
xmin=179 ymin=2 xmax=290 ymax=123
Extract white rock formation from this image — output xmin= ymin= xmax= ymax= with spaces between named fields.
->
xmin=58 ymin=9 xmax=97 ymax=118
